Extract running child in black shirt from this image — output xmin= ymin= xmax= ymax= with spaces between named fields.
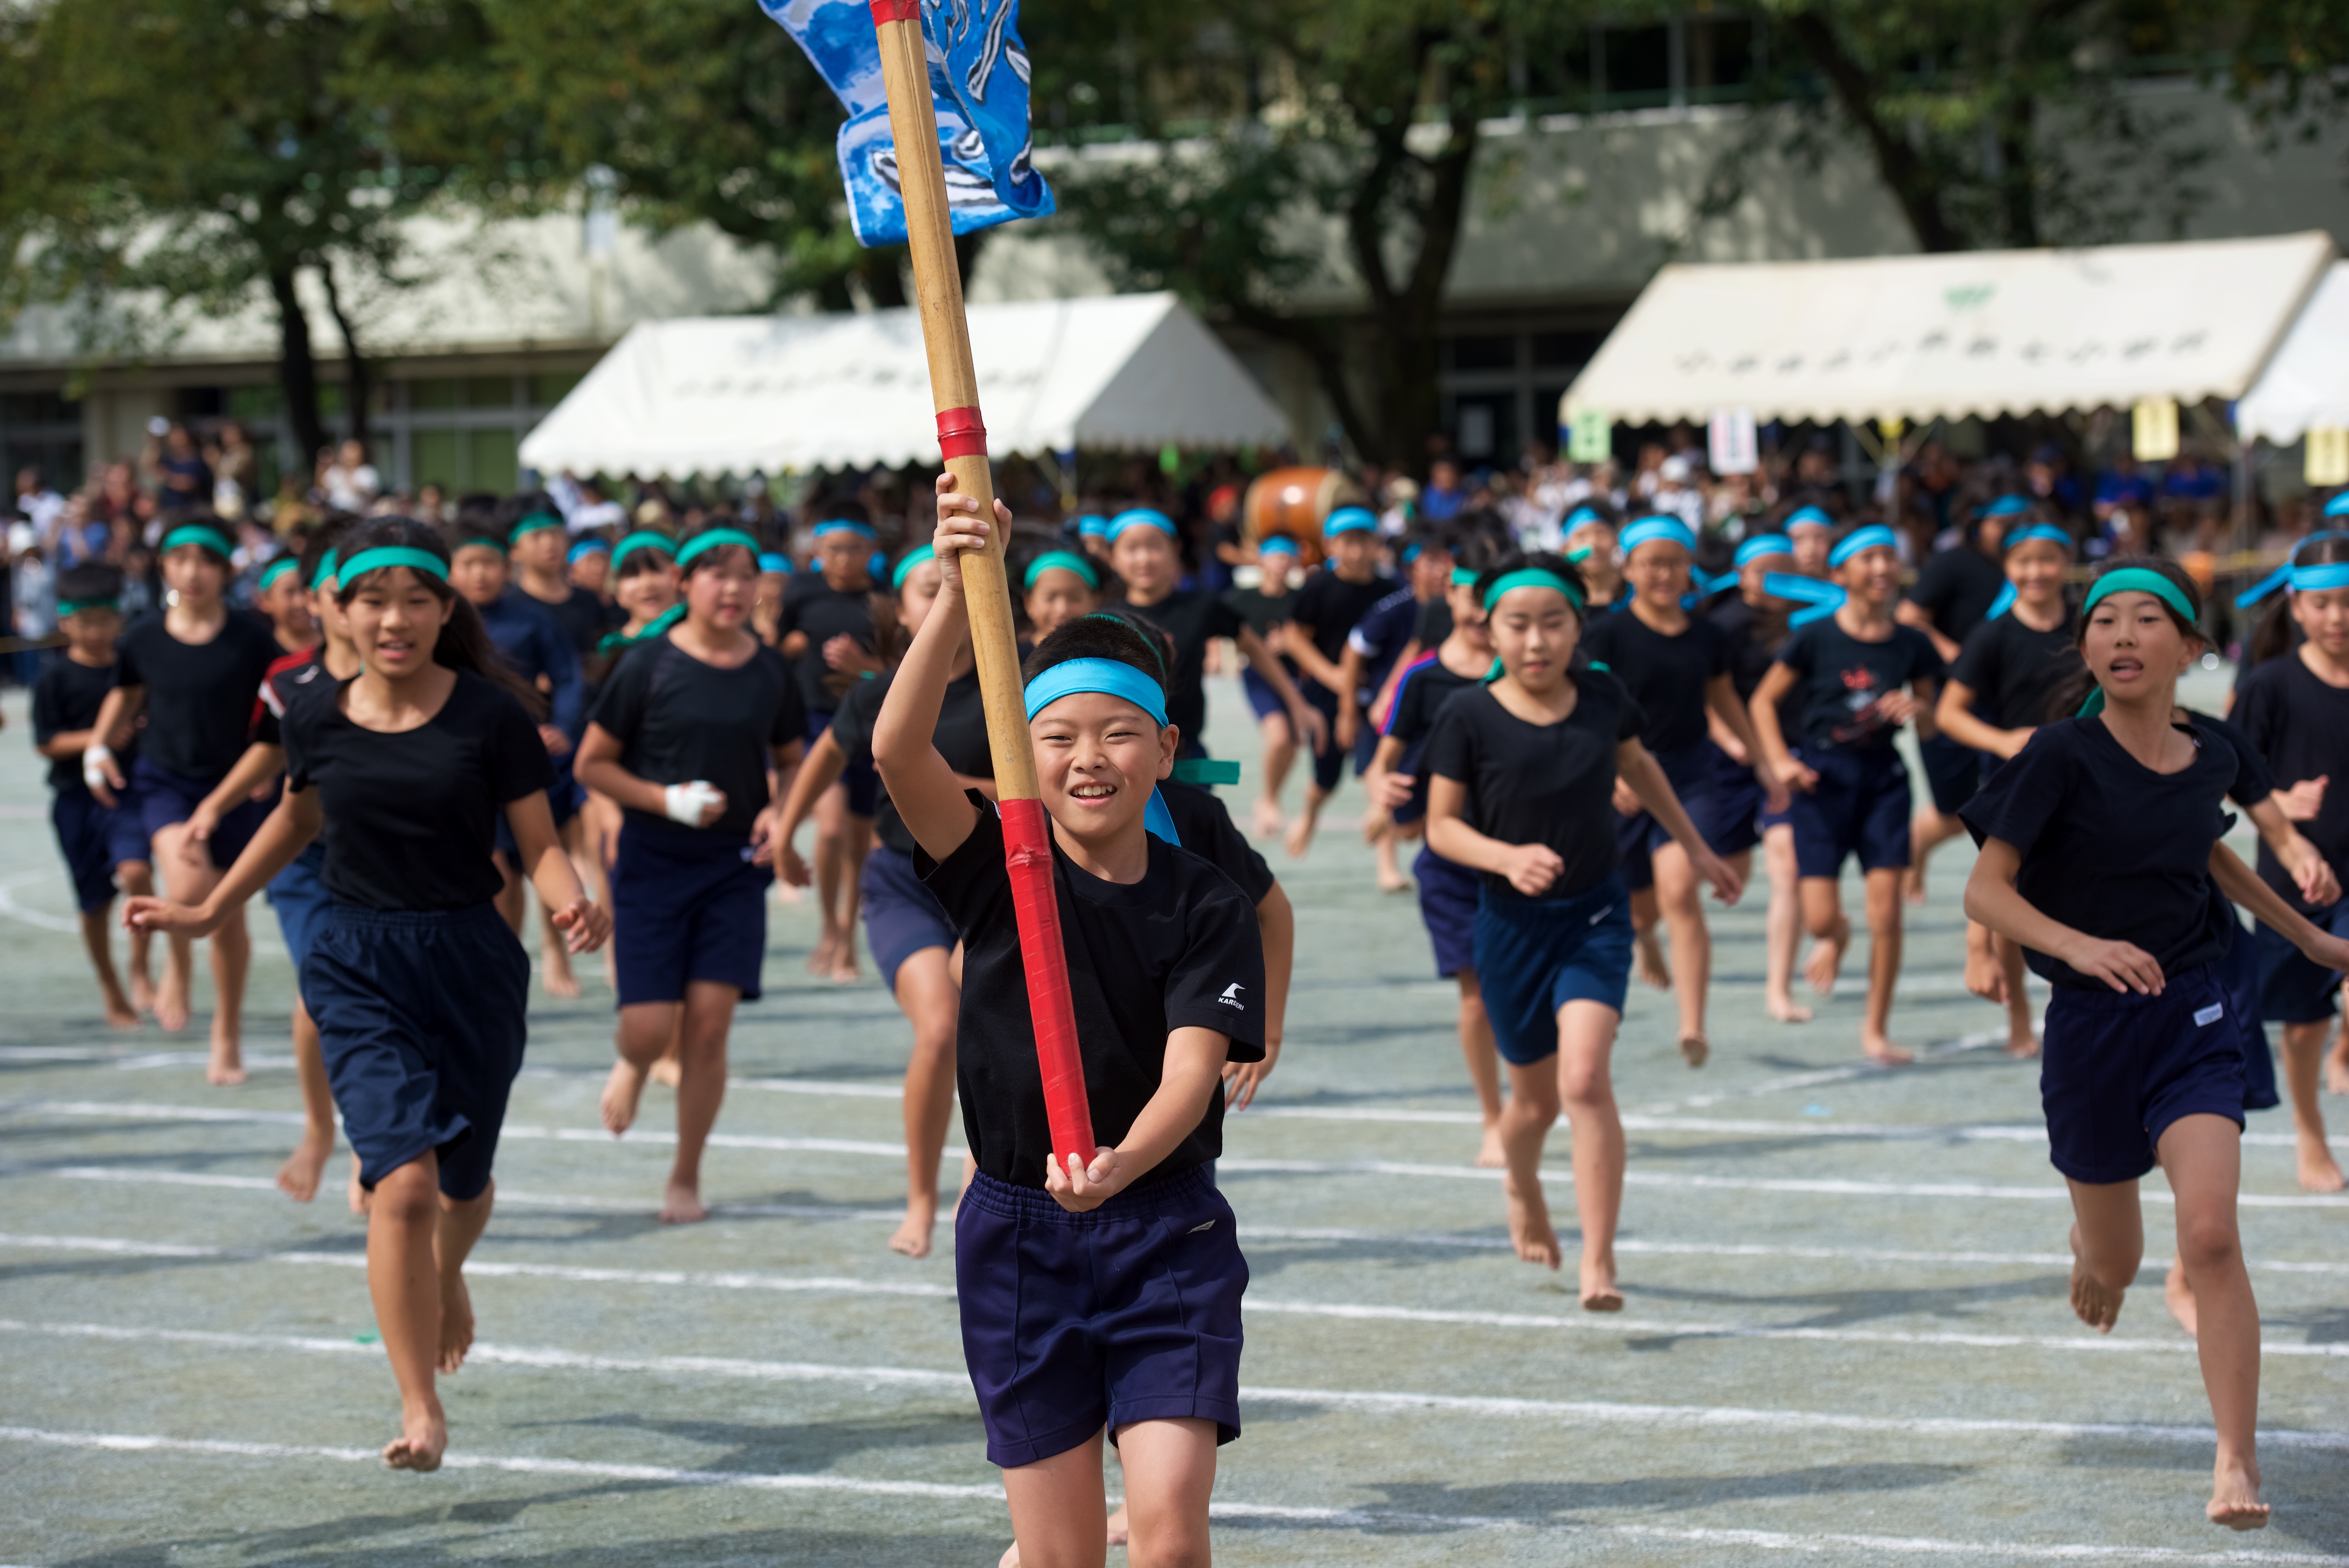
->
xmin=1221 ymin=534 xmax=1303 ymax=837
xmin=130 ymin=517 xmax=611 ymax=1476
xmin=1281 ymin=506 xmax=1392 ymax=859
xmin=1424 ymin=552 xmax=1740 ymax=1310
xmin=1708 ymin=532 xmax=1811 ymax=1023
xmin=30 ymin=564 xmax=149 ymax=1028
xmin=1582 ymin=516 xmax=1783 ymax=1067
xmin=1960 ymin=558 xmax=2349 ymax=1533
xmin=86 ymin=518 xmax=284 ymax=1076
xmin=881 ymin=479 xmax=1262 ymax=1565
xmin=1750 ymin=525 xmax=1943 ymax=1063
xmin=580 ymin=525 xmax=804 ymax=1224
xmin=1560 ymin=506 xmax=1629 ymax=616
xmin=781 ymin=503 xmax=885 ymax=982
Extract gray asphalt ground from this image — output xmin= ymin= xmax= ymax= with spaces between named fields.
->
xmin=2 ymin=667 xmax=2345 ymax=1567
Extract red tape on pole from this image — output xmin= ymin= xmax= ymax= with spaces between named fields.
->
xmin=869 ymin=0 xmax=919 ymax=23
xmin=936 ymin=405 xmax=988 ymax=460
xmin=999 ymin=798 xmax=1096 ymax=1166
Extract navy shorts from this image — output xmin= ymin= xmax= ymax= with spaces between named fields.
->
xmin=266 ymin=843 xmax=331 ymax=980
xmin=1240 ymin=665 xmax=1284 ymax=722
xmin=809 ymin=708 xmax=880 ymax=818
xmin=2041 ymin=963 xmax=2246 ymax=1185
xmin=50 ymin=789 xmax=131 ymax=912
xmin=1696 ymin=747 xmax=1764 ymax=858
xmin=612 ymin=821 xmax=769 ymax=1006
xmin=1617 ymin=743 xmax=1715 ymax=893
xmin=2256 ymin=896 xmax=2349 ymax=1026
xmin=957 ymin=1167 xmax=1246 ymax=1469
xmin=860 ymin=845 xmax=956 ymax=992
xmin=2216 ymin=907 xmax=2279 ymax=1113
xmin=134 ymin=757 xmax=268 ymax=870
xmin=305 ymin=903 xmax=529 ymax=1201
xmin=1474 ymin=875 xmax=1633 ymax=1066
xmin=1790 ymin=745 xmax=1912 ymax=879
xmin=1301 ymin=682 xmax=1346 ymax=792
xmin=1413 ymin=844 xmax=1477 ymax=978
xmin=1918 ymin=731 xmax=1985 ymax=816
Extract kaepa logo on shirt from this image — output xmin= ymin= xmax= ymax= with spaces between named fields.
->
xmin=1218 ymin=984 xmax=1247 ymax=1010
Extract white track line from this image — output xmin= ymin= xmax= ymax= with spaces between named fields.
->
xmin=0 ymin=870 xmax=79 ymax=934
xmin=10 ymin=1424 xmax=2346 ymax=1561
xmin=32 ymin=1166 xmax=906 ymax=1220
xmin=9 ymin=1319 xmax=2349 ymax=1454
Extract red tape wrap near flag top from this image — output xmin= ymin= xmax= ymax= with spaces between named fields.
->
xmin=998 ymin=797 xmax=1096 ymax=1165
xmin=936 ymin=406 xmax=988 ymax=460
xmin=868 ymin=0 xmax=919 ymax=23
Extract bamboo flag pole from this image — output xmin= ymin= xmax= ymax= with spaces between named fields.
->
xmin=870 ymin=0 xmax=1096 ymax=1167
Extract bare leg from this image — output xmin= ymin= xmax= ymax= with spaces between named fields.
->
xmin=999 ymin=1427 xmax=1107 ymax=1568
xmin=1557 ymin=999 xmax=1626 ymax=1310
xmin=536 ymin=888 xmax=581 ymax=1000
xmin=832 ymin=816 xmax=872 ymax=981
xmin=889 ymin=946 xmax=959 ymax=1259
xmin=811 ymin=781 xmax=849 ymax=976
xmin=2065 ymin=1172 xmax=2142 ymax=1335
xmin=1498 ymin=1058 xmax=1563 ymax=1271
xmin=649 ymin=1013 xmax=684 ymax=1089
xmin=154 ymin=846 xmax=196 ymax=1035
xmin=1284 ymin=782 xmax=1331 ymax=860
xmin=369 ymin=1155 xmax=449 ymax=1471
xmin=661 ymin=980 xmax=740 ymax=1222
xmin=1859 ymin=868 xmax=1910 ymax=1063
xmin=1798 ymin=876 xmax=1849 ymax=997
xmin=434 ymin=1181 xmax=494 ymax=1373
xmin=1998 ymin=934 xmax=2039 ymax=1058
xmin=578 ymin=793 xmax=620 ymax=985
xmin=1652 ymin=843 xmax=1710 ymax=1065
xmin=205 ymin=902 xmax=250 ymax=1083
xmin=118 ymin=861 xmax=157 ymax=1013
xmin=2158 ymin=1114 xmax=2268 ymax=1529
xmin=604 ymin=1000 xmax=679 ymax=1137
xmin=1761 ymin=829 xmax=1809 ymax=1022
xmin=1630 ymin=885 xmax=1672 ymax=991
xmin=277 ymin=996 xmax=336 ymax=1201
xmin=2326 ymin=998 xmax=2349 ymax=1095
xmin=1114 ymin=1417 xmax=1219 ymax=1568
xmin=1905 ymin=805 xmax=1965 ymax=905
xmin=78 ymin=906 xmax=139 ymax=1028
xmin=2278 ymin=1020 xmax=2343 ymax=1192
xmin=1254 ymin=712 xmax=1296 ymax=838
xmin=1373 ymin=824 xmax=1410 ymax=892
xmin=1456 ymin=967 xmax=1506 ymax=1168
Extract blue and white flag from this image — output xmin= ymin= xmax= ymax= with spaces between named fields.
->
xmin=762 ymin=0 xmax=1054 ymax=247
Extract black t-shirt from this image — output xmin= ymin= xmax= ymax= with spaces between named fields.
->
xmin=778 ymin=575 xmax=876 ymax=716
xmin=1383 ymin=651 xmax=1481 ymax=817
xmin=1960 ymin=716 xmax=2240 ymax=987
xmin=114 ymin=611 xmax=284 ymax=779
xmin=1708 ymin=594 xmax=1786 ymax=705
xmin=2232 ymin=652 xmax=2349 ymax=917
xmin=1422 ymin=671 xmax=1646 ymax=902
xmin=1219 ymin=584 xmax=1293 ymax=639
xmin=1414 ymin=597 xmax=1454 ymax=652
xmin=1112 ymin=588 xmax=1242 ymax=748
xmin=586 ymin=633 xmax=806 ymax=841
xmin=32 ymin=656 xmax=131 ymax=793
xmin=531 ymin=584 xmax=621 ymax=658
xmin=1948 ymin=607 xmax=2080 ymax=731
xmin=918 ymin=793 xmax=1266 ymax=1188
xmin=827 ymin=668 xmax=995 ymax=858
xmin=1288 ymin=570 xmax=1394 ymax=682
xmin=1909 ymin=545 xmax=2007 ymax=643
xmin=1581 ymin=609 xmax=1729 ymax=755
xmin=1160 ymin=777 xmax=1274 ymax=904
xmin=1773 ymin=620 xmax=1944 ymax=750
xmin=284 ymin=670 xmax=556 ymax=911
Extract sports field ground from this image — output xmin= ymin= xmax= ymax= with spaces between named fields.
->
xmin=2 ymin=672 xmax=2344 ymax=1566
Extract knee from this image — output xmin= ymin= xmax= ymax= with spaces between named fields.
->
xmin=1802 ymin=906 xmax=1839 ymax=939
xmin=2177 ymin=1213 xmax=2242 ymax=1276
xmin=372 ymin=1162 xmax=440 ymax=1224
xmin=1558 ymin=1064 xmax=1613 ymax=1112
xmin=1127 ymin=1520 xmax=1212 ymax=1568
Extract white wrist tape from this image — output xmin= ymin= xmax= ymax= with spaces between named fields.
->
xmin=82 ymin=744 xmax=113 ymax=792
xmin=663 ymin=780 xmax=723 ymax=827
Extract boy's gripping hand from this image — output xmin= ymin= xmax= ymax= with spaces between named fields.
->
xmin=1043 ymin=1147 xmax=1130 ymax=1213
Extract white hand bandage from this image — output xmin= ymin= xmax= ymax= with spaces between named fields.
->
xmin=663 ymin=780 xmax=723 ymax=827
xmin=82 ymin=744 xmax=114 ymax=793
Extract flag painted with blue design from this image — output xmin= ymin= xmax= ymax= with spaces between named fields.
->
xmin=761 ymin=0 xmax=1054 ymax=247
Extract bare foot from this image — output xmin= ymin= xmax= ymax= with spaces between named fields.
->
xmin=1803 ymin=916 xmax=1849 ymax=996
xmin=348 ymin=1154 xmax=371 ymax=1215
xmin=1105 ymin=1504 xmax=1130 ymax=1547
xmin=276 ymin=1127 xmax=333 ymax=1203
xmin=382 ymin=1403 xmax=447 ymax=1472
xmin=2327 ymin=1045 xmax=2349 ymax=1096
xmin=1635 ymin=930 xmax=1672 ymax=991
xmin=1251 ymin=798 xmax=1283 ymax=839
xmin=437 ymin=1273 xmax=474 ymax=1374
xmin=1579 ymin=1256 xmax=1624 ymax=1312
xmin=206 ymin=1035 xmax=246 ymax=1087
xmin=1377 ymin=870 xmax=1414 ymax=893
xmin=1901 ymin=866 xmax=1927 ymax=906
xmin=129 ymin=971 xmax=157 ymax=1015
xmin=1474 ymin=1124 xmax=1507 ymax=1170
xmin=648 ymin=1053 xmax=683 ymax=1089
xmin=997 ymin=1543 xmax=1021 ymax=1568
xmin=2164 ymin=1259 xmax=2198 ymax=1338
xmin=2005 ymin=1028 xmax=2042 ymax=1060
xmin=889 ymin=1195 xmax=938 ymax=1258
xmin=2208 ymin=1457 xmax=2269 ymax=1530
xmin=2295 ymin=1133 xmax=2345 ymax=1193
xmin=1861 ymin=1032 xmax=1915 ymax=1066
xmin=155 ymin=973 xmax=191 ymax=1033
xmin=1679 ymin=1033 xmax=1709 ymax=1069
xmin=806 ymin=929 xmax=840 ymax=978
xmin=1283 ymin=814 xmax=1315 ymax=861
xmin=104 ymin=1000 xmax=141 ymax=1029
xmin=660 ymin=1179 xmax=709 ymax=1224
xmin=1765 ymin=992 xmax=1813 ymax=1024
xmin=601 ymin=1058 xmax=649 ymax=1136
xmin=1503 ymin=1174 xmax=1561 ymax=1270
xmin=540 ymin=947 xmax=581 ymax=999
xmin=827 ymin=949 xmax=862 ymax=984
xmin=2069 ymin=1224 xmax=2125 ymax=1333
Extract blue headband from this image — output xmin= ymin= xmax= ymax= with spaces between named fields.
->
xmin=1763 ymin=572 xmax=1848 ymax=626
xmin=2326 ymin=493 xmax=2349 ymax=519
xmin=1398 ymin=540 xmax=1422 ymax=566
xmin=1076 ymin=514 xmax=1110 ymax=537
xmin=1258 ymin=536 xmax=1299 ymax=556
xmin=758 ymin=552 xmax=791 ymax=574
xmin=1022 ymin=657 xmax=1182 ymax=847
xmin=814 ymin=519 xmax=877 ymax=540
xmin=1324 ymin=506 xmax=1376 ymax=538
xmin=2238 ymin=530 xmax=2349 ymax=607
xmin=1829 ymin=525 xmax=1898 ymax=568
xmin=568 ymin=539 xmax=610 ymax=564
xmin=1734 ymin=534 xmax=1793 ymax=568
xmin=1784 ymin=506 xmax=1834 ymax=533
xmin=1561 ymin=506 xmax=1606 ymax=536
xmin=890 ymin=544 xmax=935 ymax=590
xmin=2003 ymin=524 xmax=2073 ymax=553
xmin=1982 ymin=494 xmax=2033 ymax=520
xmin=1109 ymin=508 xmax=1177 ymax=541
xmin=1620 ymin=516 xmax=1697 ymax=556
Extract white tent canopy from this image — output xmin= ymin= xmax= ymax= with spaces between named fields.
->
xmin=2237 ymin=262 xmax=2349 ymax=445
xmin=519 ymin=292 xmax=1289 ymax=478
xmin=1562 ymin=232 xmax=2336 ymax=429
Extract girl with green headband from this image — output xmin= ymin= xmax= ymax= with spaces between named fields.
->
xmin=577 ymin=522 xmax=806 ymax=1226
xmin=1018 ymin=543 xmax=1105 ymax=643
xmin=256 ymin=553 xmax=319 ymax=656
xmin=128 ymin=515 xmax=610 ymax=1477
xmin=85 ymin=510 xmax=285 ymax=1068
xmin=1423 ymin=550 xmax=1741 ymax=1311
xmin=1958 ymin=555 xmax=2349 ymax=1532
xmin=506 ymin=492 xmax=613 ymax=666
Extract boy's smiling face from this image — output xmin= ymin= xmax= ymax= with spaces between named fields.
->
xmin=1028 ymin=690 xmax=1175 ymax=845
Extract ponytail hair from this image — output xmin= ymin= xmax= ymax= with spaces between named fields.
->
xmin=333 ymin=516 xmax=548 ymax=720
xmin=2247 ymin=535 xmax=2349 ymax=670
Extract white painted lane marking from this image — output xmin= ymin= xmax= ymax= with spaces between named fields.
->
xmin=33 ymin=1164 xmax=906 ymax=1220
xmin=0 ymin=870 xmax=79 ymax=934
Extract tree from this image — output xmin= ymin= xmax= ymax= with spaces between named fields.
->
xmin=0 ymin=0 xmax=504 ymax=468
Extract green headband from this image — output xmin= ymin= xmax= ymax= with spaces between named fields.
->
xmin=161 ymin=524 xmax=235 ymax=560
xmin=891 ymin=544 xmax=937 ymax=590
xmin=2082 ymin=566 xmax=2196 ymax=625
xmin=58 ymin=597 xmax=119 ymax=617
xmin=337 ymin=545 xmax=451 ymax=585
xmin=597 ymin=602 xmax=685 ymax=654
xmin=1023 ymin=550 xmax=1100 ymax=592
xmin=1451 ymin=567 xmax=1480 ymax=586
xmin=613 ymin=532 xmax=676 ymax=566
xmin=675 ymin=527 xmax=761 ymax=568
xmin=508 ymin=511 xmax=563 ymax=543
xmin=457 ymin=535 xmax=508 ymax=557
xmin=257 ymin=557 xmax=299 ymax=590
xmin=309 ymin=548 xmax=340 ymax=591
xmin=1482 ymin=568 xmax=1585 ymax=613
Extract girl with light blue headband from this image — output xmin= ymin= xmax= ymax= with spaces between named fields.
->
xmin=1558 ymin=504 xmax=1626 ymax=614
xmin=783 ymin=506 xmax=886 ymax=980
xmin=1225 ymin=534 xmax=1307 ymax=836
xmin=1900 ymin=499 xmax=2026 ymax=896
xmin=1280 ymin=503 xmax=1392 ymax=861
xmin=1960 ymin=554 xmax=2349 ymax=1531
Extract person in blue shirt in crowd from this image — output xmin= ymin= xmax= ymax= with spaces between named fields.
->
xmin=1420 ymin=458 xmax=1467 ymax=523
